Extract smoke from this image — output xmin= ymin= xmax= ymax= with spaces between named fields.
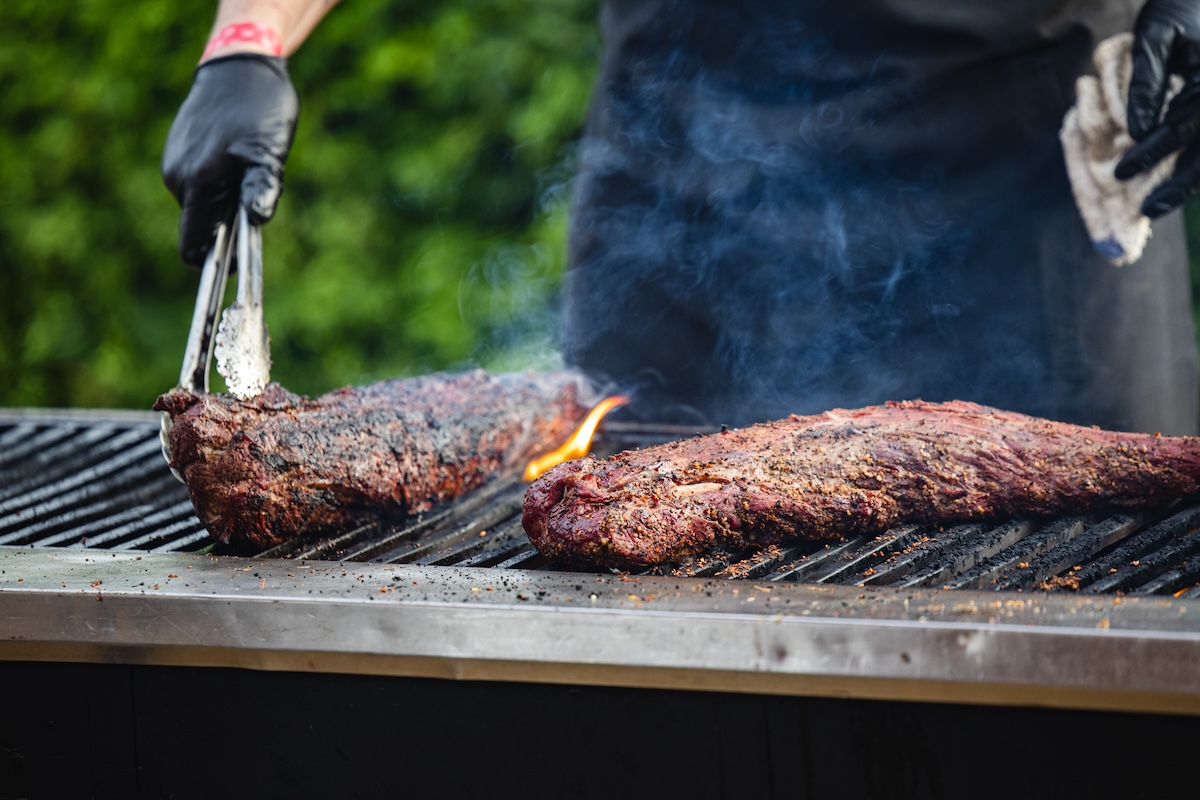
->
xmin=460 ymin=148 xmax=578 ymax=375
xmin=460 ymin=240 xmax=564 ymax=374
xmin=559 ymin=4 xmax=1085 ymax=427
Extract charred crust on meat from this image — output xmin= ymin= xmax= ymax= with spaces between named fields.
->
xmin=158 ymin=370 xmax=592 ymax=551
xmin=523 ymin=399 xmax=1200 ymax=569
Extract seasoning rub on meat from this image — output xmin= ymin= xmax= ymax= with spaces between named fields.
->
xmin=523 ymin=400 xmax=1200 ymax=569
xmin=156 ymin=370 xmax=591 ymax=550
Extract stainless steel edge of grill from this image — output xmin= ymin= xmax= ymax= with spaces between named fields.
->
xmin=3 ymin=406 xmax=1200 ymax=715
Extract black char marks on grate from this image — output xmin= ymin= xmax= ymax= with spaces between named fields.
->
xmin=3 ymin=413 xmax=1200 ymax=595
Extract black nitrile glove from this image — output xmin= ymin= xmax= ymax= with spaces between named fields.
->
xmin=162 ymin=54 xmax=298 ymax=265
xmin=1115 ymin=0 xmax=1200 ymax=218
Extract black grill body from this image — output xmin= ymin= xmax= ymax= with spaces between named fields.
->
xmin=2 ymin=660 xmax=1196 ymax=800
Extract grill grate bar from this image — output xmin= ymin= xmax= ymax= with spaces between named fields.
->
xmin=797 ymin=526 xmax=925 ymax=585
xmin=0 ymin=421 xmax=42 ymax=453
xmin=317 ymin=477 xmax=526 ymax=563
xmin=0 ymin=424 xmax=88 ymax=476
xmin=413 ymin=516 xmax=531 ymax=566
xmin=995 ymin=513 xmax=1147 ymax=592
xmin=1070 ymin=504 xmax=1200 ymax=592
xmin=1086 ymin=516 xmax=1200 ymax=594
xmin=145 ymin=530 xmax=211 ymax=552
xmin=0 ymin=473 xmax=187 ymax=546
xmin=759 ymin=538 xmax=869 ymax=582
xmin=114 ymin=523 xmax=212 ymax=552
xmin=0 ymin=496 xmax=149 ymax=547
xmin=65 ymin=500 xmax=206 ymax=550
xmin=257 ymin=522 xmax=382 ymax=562
xmin=373 ymin=497 xmax=524 ymax=564
xmin=0 ymin=470 xmax=187 ymax=546
xmin=0 ymin=435 xmax=169 ymax=525
xmin=942 ymin=517 xmax=1088 ymax=591
xmin=712 ymin=545 xmax=806 ymax=580
xmin=858 ymin=523 xmax=987 ymax=587
xmin=666 ymin=553 xmax=748 ymax=578
xmin=361 ymin=483 xmax=525 ymax=564
xmin=1128 ymin=558 xmax=1200 ymax=596
xmin=489 ymin=545 xmax=546 ymax=570
xmin=30 ymin=430 xmax=140 ymax=491
xmin=0 ymin=428 xmax=154 ymax=517
xmin=454 ymin=528 xmax=542 ymax=567
xmin=892 ymin=519 xmax=1033 ymax=589
xmin=13 ymin=499 xmax=186 ymax=549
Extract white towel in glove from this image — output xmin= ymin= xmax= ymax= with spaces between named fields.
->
xmin=1060 ymin=33 xmax=1180 ymax=267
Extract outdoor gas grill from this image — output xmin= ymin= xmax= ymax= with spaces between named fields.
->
xmin=3 ymin=407 xmax=1200 ymax=798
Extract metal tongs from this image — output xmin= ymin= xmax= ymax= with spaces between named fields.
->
xmin=160 ymin=207 xmax=272 ymax=480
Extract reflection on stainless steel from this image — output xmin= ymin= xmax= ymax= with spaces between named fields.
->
xmin=3 ymin=547 xmax=1200 ymax=715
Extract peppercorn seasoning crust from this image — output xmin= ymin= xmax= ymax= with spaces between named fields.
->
xmin=156 ymin=370 xmax=592 ymax=550
xmin=522 ymin=400 xmax=1200 ymax=569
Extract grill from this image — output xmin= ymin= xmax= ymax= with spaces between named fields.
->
xmin=4 ymin=408 xmax=1200 ymax=704
xmin=4 ymin=408 xmax=1200 ymax=597
xmin=5 ymin=407 xmax=1200 ymax=796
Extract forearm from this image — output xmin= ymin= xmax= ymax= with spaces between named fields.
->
xmin=166 ymin=1 xmax=309 ymax=263
xmin=203 ymin=0 xmax=340 ymax=61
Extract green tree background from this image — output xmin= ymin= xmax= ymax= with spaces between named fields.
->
xmin=2 ymin=2 xmax=1200 ymax=412
xmin=0 ymin=0 xmax=598 ymax=410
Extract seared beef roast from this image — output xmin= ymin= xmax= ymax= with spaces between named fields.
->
xmin=157 ymin=370 xmax=591 ymax=550
xmin=523 ymin=400 xmax=1200 ymax=569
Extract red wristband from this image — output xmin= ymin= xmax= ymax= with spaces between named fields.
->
xmin=201 ymin=22 xmax=284 ymax=62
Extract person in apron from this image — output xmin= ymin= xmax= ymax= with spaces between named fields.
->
xmin=564 ymin=0 xmax=1200 ymax=433
xmin=163 ymin=0 xmax=1200 ymax=434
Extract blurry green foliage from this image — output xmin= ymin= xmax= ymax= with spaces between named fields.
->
xmin=0 ymin=0 xmax=598 ymax=409
xmin=4 ymin=2 xmax=1200 ymax=411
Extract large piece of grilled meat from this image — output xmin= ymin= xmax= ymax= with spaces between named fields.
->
xmin=156 ymin=370 xmax=591 ymax=550
xmin=523 ymin=400 xmax=1200 ymax=569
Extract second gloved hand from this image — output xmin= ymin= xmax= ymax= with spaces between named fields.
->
xmin=162 ymin=54 xmax=298 ymax=265
xmin=1115 ymin=0 xmax=1200 ymax=218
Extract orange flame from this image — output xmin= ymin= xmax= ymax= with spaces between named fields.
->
xmin=523 ymin=395 xmax=630 ymax=481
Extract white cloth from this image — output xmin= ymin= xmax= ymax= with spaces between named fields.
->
xmin=1060 ymin=33 xmax=1180 ymax=267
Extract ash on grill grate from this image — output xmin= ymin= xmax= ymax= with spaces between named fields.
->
xmin=5 ymin=411 xmax=1200 ymax=595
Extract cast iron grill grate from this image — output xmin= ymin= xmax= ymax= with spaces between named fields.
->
xmin=0 ymin=413 xmax=210 ymax=553
xmin=3 ymin=410 xmax=1200 ymax=595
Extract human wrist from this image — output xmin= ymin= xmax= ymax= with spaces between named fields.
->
xmin=200 ymin=21 xmax=284 ymax=63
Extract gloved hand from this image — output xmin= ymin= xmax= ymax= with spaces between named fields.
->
xmin=162 ymin=54 xmax=298 ymax=265
xmin=1114 ymin=0 xmax=1200 ymax=218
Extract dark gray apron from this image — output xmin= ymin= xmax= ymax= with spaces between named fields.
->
xmin=563 ymin=0 xmax=1199 ymax=434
